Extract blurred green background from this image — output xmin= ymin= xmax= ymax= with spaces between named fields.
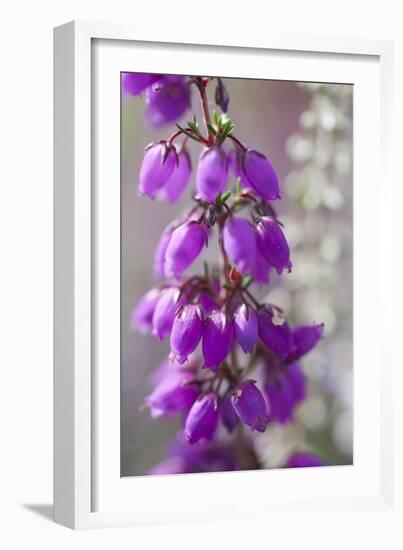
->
xmin=121 ymin=77 xmax=353 ymax=476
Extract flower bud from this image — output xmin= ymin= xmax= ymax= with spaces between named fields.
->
xmin=145 ymin=76 xmax=191 ymax=127
xmin=145 ymin=369 xmax=199 ymax=419
xmin=202 ymin=310 xmax=234 ymax=371
xmin=265 ymin=363 xmax=306 ymax=424
xmin=234 ymin=304 xmax=258 ymax=353
xmin=214 ymin=78 xmax=230 ymax=113
xmin=220 ymin=391 xmax=239 ymax=432
xmin=285 ymin=452 xmax=325 ymax=468
xmin=292 ymin=324 xmax=324 ymax=357
xmin=184 ymin=393 xmax=219 ymax=444
xmin=164 ymin=221 xmax=207 ymax=278
xmin=229 ymin=149 xmax=250 ymax=188
xmin=131 ymin=288 xmax=161 ymax=333
xmin=251 ymin=250 xmax=272 ymax=285
xmin=257 ymin=306 xmax=294 ymax=358
xmin=153 ymin=222 xmax=176 ymax=279
xmin=242 ymin=149 xmax=281 ymax=200
xmin=138 ymin=141 xmax=177 ymax=199
xmin=223 ymin=217 xmax=257 ymax=275
xmin=159 ymin=149 xmax=192 ymax=204
xmin=121 ymin=72 xmax=161 ymax=96
xmin=256 ymin=216 xmax=292 ymax=274
xmin=196 ymin=147 xmax=228 ymax=203
xmin=152 ymin=287 xmax=185 ymax=340
xmin=170 ymin=305 xmax=204 ymax=364
xmin=231 ymin=380 xmax=270 ymax=433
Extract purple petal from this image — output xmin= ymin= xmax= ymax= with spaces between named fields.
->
xmin=196 ymin=147 xmax=228 ymax=203
xmin=164 ymin=221 xmax=207 ymax=278
xmin=159 ymin=149 xmax=192 ymax=204
xmin=202 ymin=310 xmax=234 ymax=371
xmin=223 ymin=217 xmax=257 ymax=275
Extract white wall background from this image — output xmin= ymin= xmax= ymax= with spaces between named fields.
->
xmin=0 ymin=1 xmax=401 ymax=548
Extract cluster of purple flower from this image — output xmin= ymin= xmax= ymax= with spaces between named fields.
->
xmin=125 ymin=72 xmax=325 ymax=473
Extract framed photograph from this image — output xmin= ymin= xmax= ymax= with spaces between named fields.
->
xmin=54 ymin=21 xmax=397 ymax=529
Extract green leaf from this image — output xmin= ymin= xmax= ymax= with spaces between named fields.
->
xmin=207 ymin=123 xmax=217 ymax=136
xmin=220 ymin=191 xmax=232 ymax=203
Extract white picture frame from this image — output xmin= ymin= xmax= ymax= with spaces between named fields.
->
xmin=54 ymin=20 xmax=398 ymax=530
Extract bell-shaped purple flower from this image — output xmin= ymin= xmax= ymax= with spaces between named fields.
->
xmin=229 ymin=149 xmax=250 ymax=188
xmin=231 ymin=380 xmax=270 ymax=433
xmin=196 ymin=147 xmax=228 ymax=203
xmin=164 ymin=221 xmax=207 ymax=278
xmin=145 ymin=368 xmax=199 ymax=419
xmin=223 ymin=217 xmax=257 ymax=275
xmin=220 ymin=391 xmax=239 ymax=432
xmin=287 ymin=362 xmax=307 ymax=402
xmin=198 ymin=291 xmax=219 ymax=315
xmin=234 ymin=303 xmax=258 ymax=353
xmin=121 ymin=72 xmax=161 ymax=96
xmin=138 ymin=141 xmax=178 ymax=199
xmin=292 ymin=323 xmax=325 ymax=357
xmin=152 ymin=287 xmax=185 ymax=340
xmin=184 ymin=393 xmax=219 ymax=444
xmin=131 ymin=288 xmax=160 ymax=333
xmin=159 ymin=149 xmax=192 ymax=204
xmin=265 ymin=372 xmax=296 ymax=424
xmin=258 ymin=306 xmax=294 ymax=358
xmin=242 ymin=149 xmax=281 ymax=200
xmin=145 ymin=76 xmax=191 ymax=127
xmin=170 ymin=305 xmax=204 ymax=364
xmin=251 ymin=250 xmax=272 ymax=285
xmin=202 ymin=309 xmax=234 ymax=371
xmin=153 ymin=222 xmax=176 ymax=279
xmin=284 ymin=452 xmax=325 ymax=468
xmin=256 ymin=216 xmax=292 ymax=274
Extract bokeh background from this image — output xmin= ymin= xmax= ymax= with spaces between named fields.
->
xmin=121 ymin=77 xmax=353 ymax=476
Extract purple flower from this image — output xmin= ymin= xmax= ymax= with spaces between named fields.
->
xmin=252 ymin=250 xmax=272 ymax=285
xmin=214 ymin=78 xmax=230 ymax=113
xmin=184 ymin=393 xmax=219 ymax=444
xmin=152 ymin=287 xmax=185 ymax=340
xmin=198 ymin=291 xmax=219 ymax=315
xmin=265 ymin=372 xmax=296 ymax=424
xmin=258 ymin=306 xmax=294 ymax=358
xmin=284 ymin=452 xmax=325 ymax=468
xmin=196 ymin=147 xmax=228 ymax=203
xmin=265 ymin=362 xmax=306 ymax=423
xmin=138 ymin=141 xmax=178 ymax=199
xmin=202 ymin=310 xmax=234 ymax=371
xmin=145 ymin=76 xmax=191 ymax=127
xmin=220 ymin=391 xmax=239 ymax=432
xmin=223 ymin=217 xmax=257 ymax=275
xmin=159 ymin=149 xmax=192 ymax=204
xmin=231 ymin=380 xmax=270 ymax=433
xmin=121 ymin=72 xmax=161 ymax=96
xmin=170 ymin=305 xmax=204 ymax=364
xmin=287 ymin=362 xmax=306 ymax=403
xmin=154 ymin=222 xmax=178 ymax=279
xmin=256 ymin=217 xmax=292 ymax=274
xmin=229 ymin=149 xmax=250 ymax=188
xmin=242 ymin=149 xmax=281 ymax=200
xmin=234 ymin=304 xmax=258 ymax=353
xmin=131 ymin=288 xmax=160 ymax=333
xmin=292 ymin=324 xmax=324 ymax=357
xmin=145 ymin=368 xmax=199 ymax=419
xmin=164 ymin=221 xmax=207 ymax=278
